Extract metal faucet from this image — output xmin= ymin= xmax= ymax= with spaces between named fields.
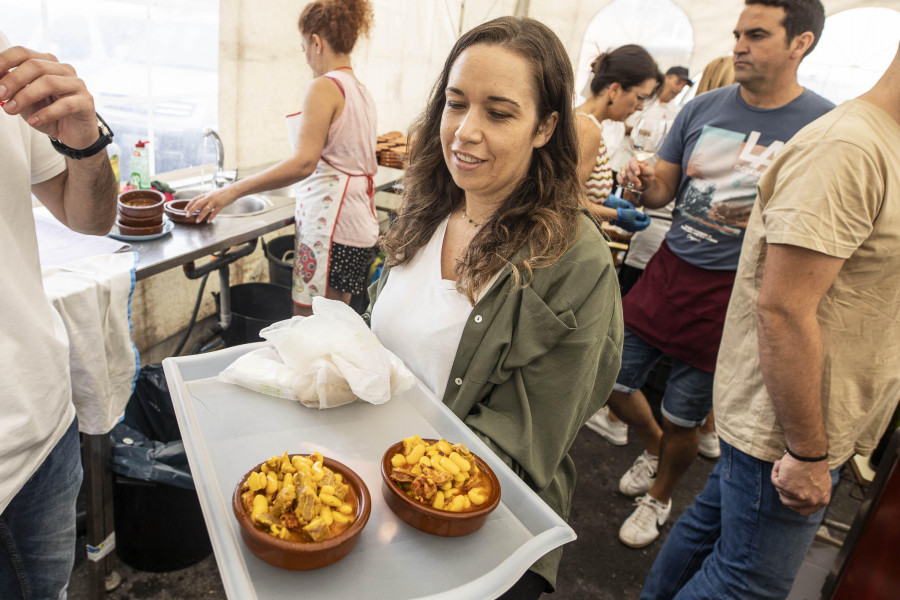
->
xmin=202 ymin=128 xmax=237 ymax=187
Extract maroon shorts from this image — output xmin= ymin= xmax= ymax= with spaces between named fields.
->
xmin=622 ymin=241 xmax=736 ymax=373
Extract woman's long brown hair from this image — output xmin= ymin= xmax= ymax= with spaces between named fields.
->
xmin=380 ymin=17 xmax=584 ymax=304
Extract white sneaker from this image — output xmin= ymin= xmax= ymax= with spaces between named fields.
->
xmin=619 ymin=451 xmax=658 ymax=496
xmin=585 ymin=406 xmax=628 ymax=446
xmin=698 ymin=431 xmax=721 ymax=459
xmin=619 ymin=494 xmax=672 ymax=548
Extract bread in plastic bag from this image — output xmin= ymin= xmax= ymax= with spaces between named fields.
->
xmin=218 ymin=297 xmax=415 ymax=408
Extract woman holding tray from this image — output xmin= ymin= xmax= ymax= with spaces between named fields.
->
xmin=367 ymin=17 xmax=623 ymax=598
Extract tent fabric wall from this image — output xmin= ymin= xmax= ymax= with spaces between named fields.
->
xmin=219 ymin=0 xmax=517 ymax=170
xmin=220 ymin=0 xmax=900 ymax=173
xmin=538 ymin=0 xmax=900 ymax=76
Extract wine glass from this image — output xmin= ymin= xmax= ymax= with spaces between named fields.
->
xmin=623 ymin=117 xmax=669 ymax=196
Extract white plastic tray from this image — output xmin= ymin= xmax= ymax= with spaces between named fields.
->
xmin=163 ymin=343 xmax=575 ymax=599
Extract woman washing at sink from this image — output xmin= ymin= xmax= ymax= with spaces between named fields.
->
xmin=366 ymin=18 xmax=623 ymax=597
xmin=186 ymin=0 xmax=377 ymax=316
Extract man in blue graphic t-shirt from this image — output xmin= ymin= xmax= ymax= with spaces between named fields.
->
xmin=584 ymin=0 xmax=835 ymax=551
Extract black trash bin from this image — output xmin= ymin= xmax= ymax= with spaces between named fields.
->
xmin=111 ymin=365 xmax=212 ymax=572
xmin=263 ymin=234 xmax=294 ymax=289
xmin=217 ymin=282 xmax=294 ymax=346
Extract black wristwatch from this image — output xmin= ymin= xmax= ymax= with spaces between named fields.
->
xmin=49 ymin=112 xmax=114 ymax=159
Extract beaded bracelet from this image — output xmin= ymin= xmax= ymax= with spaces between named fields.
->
xmin=784 ymin=446 xmax=829 ymax=463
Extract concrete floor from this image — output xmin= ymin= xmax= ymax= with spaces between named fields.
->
xmin=549 ymin=428 xmax=718 ymax=599
xmin=67 ymin=376 xmax=864 ymax=600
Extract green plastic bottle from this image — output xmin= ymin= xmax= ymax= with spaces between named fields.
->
xmin=129 ymin=139 xmax=150 ymax=189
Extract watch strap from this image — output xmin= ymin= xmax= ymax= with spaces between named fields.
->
xmin=50 ymin=113 xmax=114 ymax=160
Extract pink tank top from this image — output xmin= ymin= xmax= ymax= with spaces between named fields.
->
xmin=320 ymin=69 xmax=379 ymax=247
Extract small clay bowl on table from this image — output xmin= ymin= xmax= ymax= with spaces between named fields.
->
xmin=118 ymin=189 xmax=165 ymax=220
xmin=115 ymin=217 xmax=164 ymax=237
xmin=381 ymin=439 xmax=501 ymax=537
xmin=164 ymin=199 xmax=204 ymax=224
xmin=232 ymin=454 xmax=371 ymax=570
xmin=117 ymin=212 xmax=163 ymax=228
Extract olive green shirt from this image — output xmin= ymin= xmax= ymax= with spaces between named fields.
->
xmin=366 ymin=213 xmax=623 ymax=588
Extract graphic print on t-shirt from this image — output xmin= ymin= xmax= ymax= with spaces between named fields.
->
xmin=677 ymin=125 xmax=784 ymax=237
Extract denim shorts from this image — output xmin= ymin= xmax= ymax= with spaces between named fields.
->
xmin=612 ymin=328 xmax=714 ymax=428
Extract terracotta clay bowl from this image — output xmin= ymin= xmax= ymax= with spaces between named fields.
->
xmin=232 ymin=454 xmax=371 ymax=570
xmin=381 ymin=439 xmax=501 ymax=537
xmin=118 ymin=189 xmax=165 ymax=219
xmin=164 ymin=199 xmax=204 ymax=224
xmin=116 ymin=212 xmax=163 ymax=228
xmin=115 ymin=217 xmax=164 ymax=237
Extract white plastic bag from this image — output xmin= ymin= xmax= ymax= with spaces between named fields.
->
xmin=218 ymin=297 xmax=415 ymax=408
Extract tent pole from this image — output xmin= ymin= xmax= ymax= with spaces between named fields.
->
xmin=514 ymin=0 xmax=530 ymax=18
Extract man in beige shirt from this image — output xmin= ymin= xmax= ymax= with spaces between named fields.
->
xmin=640 ymin=42 xmax=900 ymax=600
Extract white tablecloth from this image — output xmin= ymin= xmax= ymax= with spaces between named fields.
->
xmin=36 ymin=210 xmax=140 ymax=435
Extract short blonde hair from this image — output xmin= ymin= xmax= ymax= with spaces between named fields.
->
xmin=695 ymin=57 xmax=735 ymax=95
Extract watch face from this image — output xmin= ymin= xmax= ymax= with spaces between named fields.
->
xmin=96 ymin=112 xmax=114 ymax=139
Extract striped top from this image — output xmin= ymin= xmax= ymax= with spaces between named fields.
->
xmin=578 ymin=112 xmax=614 ymax=204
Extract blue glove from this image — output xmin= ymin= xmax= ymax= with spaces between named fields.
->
xmin=613 ymin=207 xmax=651 ymax=232
xmin=602 ymin=194 xmax=633 ymax=211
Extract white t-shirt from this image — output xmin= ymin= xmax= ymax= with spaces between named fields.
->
xmin=615 ymin=98 xmax=682 ymax=268
xmin=623 ymin=203 xmax=674 ymax=270
xmin=600 ymin=119 xmax=625 ymax=157
xmin=0 ymin=32 xmax=74 ymax=512
xmin=370 ymin=218 xmax=478 ymax=400
xmin=609 ymin=98 xmax=683 ymax=172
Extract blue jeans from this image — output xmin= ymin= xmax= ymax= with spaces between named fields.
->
xmin=612 ymin=328 xmax=714 ymax=428
xmin=0 ymin=418 xmax=82 ymax=600
xmin=641 ymin=441 xmax=840 ymax=600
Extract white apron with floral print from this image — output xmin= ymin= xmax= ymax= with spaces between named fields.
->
xmin=291 ymin=160 xmax=352 ymax=307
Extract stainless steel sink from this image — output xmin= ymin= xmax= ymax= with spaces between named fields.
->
xmin=172 ymin=188 xmax=274 ymax=217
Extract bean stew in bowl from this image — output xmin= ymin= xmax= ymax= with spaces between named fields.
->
xmin=232 ymin=451 xmax=371 ymax=570
xmin=381 ymin=436 xmax=501 ymax=537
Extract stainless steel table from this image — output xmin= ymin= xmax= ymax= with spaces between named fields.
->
xmin=372 ymin=166 xmax=404 ymax=217
xmin=374 ymin=165 xmax=404 ymax=193
xmin=130 ymin=195 xmax=295 ymax=280
xmin=131 ymin=164 xmax=403 ymax=279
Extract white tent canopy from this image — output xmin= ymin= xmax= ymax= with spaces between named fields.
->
xmin=220 ymin=0 xmax=900 ymax=171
